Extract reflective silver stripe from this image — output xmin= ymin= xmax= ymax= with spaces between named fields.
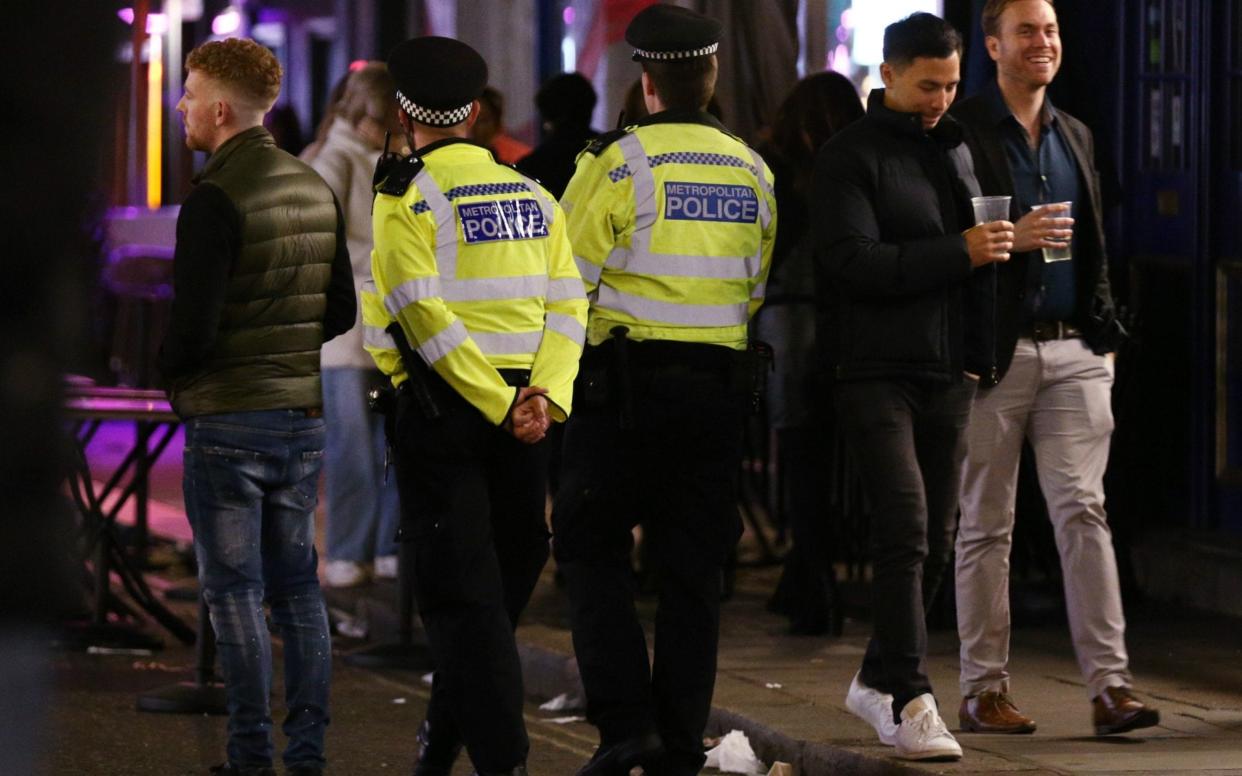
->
xmin=605 ymin=247 xmax=760 ymax=280
xmin=596 ymin=285 xmax=750 ymax=327
xmin=545 ymin=311 xmax=587 ymax=345
xmin=441 ymin=275 xmax=549 ymax=302
xmin=411 ymin=168 xmax=459 ymax=280
xmin=574 ymin=255 xmax=603 ymax=285
xmin=417 ymin=320 xmax=468 ymax=364
xmin=363 ymin=325 xmax=396 ymax=350
xmin=384 ymin=276 xmax=443 ymax=315
xmin=748 ymin=148 xmax=773 ymax=230
xmin=472 ymin=330 xmax=544 ymax=355
xmin=751 ymin=279 xmax=767 ymax=300
xmin=546 ymin=276 xmax=586 ymax=302
xmin=616 ymin=133 xmax=656 ymax=263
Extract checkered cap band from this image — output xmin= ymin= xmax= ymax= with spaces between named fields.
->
xmin=396 ymin=90 xmax=473 ymax=127
xmin=632 ymin=42 xmax=719 ymax=61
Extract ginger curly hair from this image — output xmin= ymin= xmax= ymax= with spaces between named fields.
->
xmin=185 ymin=38 xmax=282 ymax=110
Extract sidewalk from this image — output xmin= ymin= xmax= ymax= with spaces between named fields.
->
xmin=325 ymin=562 xmax=1242 ymax=776
xmin=88 ymin=420 xmax=1242 ymax=775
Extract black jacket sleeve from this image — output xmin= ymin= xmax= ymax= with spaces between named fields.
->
xmin=322 ymin=196 xmax=357 ymax=343
xmin=814 ymin=141 xmax=971 ymax=301
xmin=158 ymin=183 xmax=239 ymax=382
xmin=1079 ymin=127 xmax=1125 ymax=352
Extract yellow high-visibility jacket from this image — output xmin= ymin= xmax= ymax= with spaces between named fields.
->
xmin=370 ymin=139 xmax=587 ymax=425
xmin=560 ymin=111 xmax=777 ymax=350
xmin=360 ymin=279 xmax=401 ymax=379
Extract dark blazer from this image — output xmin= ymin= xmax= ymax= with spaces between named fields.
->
xmin=813 ymin=89 xmax=992 ymax=384
xmin=951 ymin=86 xmax=1125 ymax=386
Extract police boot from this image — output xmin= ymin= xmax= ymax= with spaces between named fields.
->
xmin=575 ymin=733 xmax=664 ymax=776
xmin=412 ymin=719 xmax=462 ymax=776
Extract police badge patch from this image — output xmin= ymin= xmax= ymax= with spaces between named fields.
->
xmin=663 ymin=182 xmax=759 ymax=224
xmin=457 ymin=199 xmax=550 ymax=244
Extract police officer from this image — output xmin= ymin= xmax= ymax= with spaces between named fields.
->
xmin=550 ymin=6 xmax=777 ymax=775
xmin=368 ymin=36 xmax=587 ymax=776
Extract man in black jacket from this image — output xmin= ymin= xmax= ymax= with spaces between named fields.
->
xmin=161 ymin=38 xmax=355 ymax=776
xmin=814 ymin=12 xmax=1012 ymax=762
xmin=951 ymin=0 xmax=1157 ymax=739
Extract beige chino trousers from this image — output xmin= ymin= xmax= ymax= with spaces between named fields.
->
xmin=956 ymin=337 xmax=1132 ymax=701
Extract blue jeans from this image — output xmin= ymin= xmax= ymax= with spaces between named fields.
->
xmin=322 ymin=368 xmax=400 ymax=562
xmin=183 ymin=410 xmax=332 ymax=770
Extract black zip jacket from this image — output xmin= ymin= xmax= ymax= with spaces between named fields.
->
xmin=813 ymin=90 xmax=995 ymax=384
xmin=952 ymin=90 xmax=1125 ymax=387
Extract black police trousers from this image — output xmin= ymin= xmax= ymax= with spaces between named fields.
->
xmin=552 ymin=343 xmax=746 ymax=775
xmin=393 ymin=382 xmax=550 ymax=773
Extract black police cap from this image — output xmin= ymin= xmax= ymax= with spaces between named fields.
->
xmin=387 ymin=36 xmax=488 ymax=127
xmin=625 ymin=4 xmax=722 ymax=62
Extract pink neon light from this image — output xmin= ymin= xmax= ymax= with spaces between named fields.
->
xmin=117 ymin=8 xmax=167 ymax=34
xmin=212 ymin=9 xmax=241 ymax=36
xmin=563 ymin=6 xmax=575 ymax=25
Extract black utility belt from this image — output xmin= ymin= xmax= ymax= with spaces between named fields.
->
xmin=396 ymin=367 xmax=530 ymax=392
xmin=584 ymin=338 xmax=741 ymax=373
xmin=1024 ymin=320 xmax=1082 ymax=341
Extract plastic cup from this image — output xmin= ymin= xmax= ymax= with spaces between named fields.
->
xmin=971 ymin=195 xmax=1012 ymax=225
xmin=1030 ymin=201 xmax=1073 ymax=263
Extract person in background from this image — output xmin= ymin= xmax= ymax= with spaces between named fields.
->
xmin=951 ymin=0 xmax=1155 ymax=739
xmin=473 ymin=86 xmax=533 ymax=164
xmin=161 ymin=37 xmax=356 ymax=776
xmin=300 ymin=68 xmax=357 ymax=164
xmin=758 ymin=72 xmax=864 ymax=636
xmin=814 ymin=12 xmax=1010 ymax=762
xmin=1 ymin=3 xmax=112 ymax=774
xmin=516 ymin=72 xmax=599 ymax=199
xmin=304 ymin=62 xmax=406 ymax=589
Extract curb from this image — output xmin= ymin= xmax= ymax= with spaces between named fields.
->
xmin=327 ymin=585 xmax=925 ymax=776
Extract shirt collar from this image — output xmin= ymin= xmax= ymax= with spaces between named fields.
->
xmin=983 ymin=78 xmax=1059 ymax=130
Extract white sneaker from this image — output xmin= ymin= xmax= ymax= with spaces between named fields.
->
xmin=373 ymin=555 xmax=399 ymax=579
xmin=322 ymin=560 xmax=366 ymax=588
xmin=845 ymin=671 xmax=899 ymax=746
xmin=895 ymin=694 xmax=963 ymax=761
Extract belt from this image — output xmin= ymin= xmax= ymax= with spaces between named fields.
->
xmin=1026 ymin=320 xmax=1082 ymax=341
xmin=586 ymin=338 xmax=736 ymax=372
xmin=300 ymin=407 xmax=323 ymax=418
xmin=497 ymin=368 xmax=531 ymax=388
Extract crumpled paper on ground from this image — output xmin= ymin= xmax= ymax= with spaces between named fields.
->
xmin=538 ymin=692 xmax=585 ymax=711
xmin=703 ymin=730 xmax=767 ymax=775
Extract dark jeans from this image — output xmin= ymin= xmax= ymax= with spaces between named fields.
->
xmin=552 ymin=352 xmax=746 ymax=775
xmin=183 ymin=410 xmax=332 ymax=770
xmin=393 ymin=385 xmax=550 ymax=774
xmin=835 ymin=378 xmax=975 ymax=722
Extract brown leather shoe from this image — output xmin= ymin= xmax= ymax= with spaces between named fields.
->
xmin=1092 ymin=686 xmax=1160 ymax=736
xmin=958 ymin=691 xmax=1037 ymax=734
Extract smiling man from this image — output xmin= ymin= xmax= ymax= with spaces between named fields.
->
xmin=813 ymin=12 xmax=1012 ymax=762
xmin=950 ymin=0 xmax=1154 ymax=739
